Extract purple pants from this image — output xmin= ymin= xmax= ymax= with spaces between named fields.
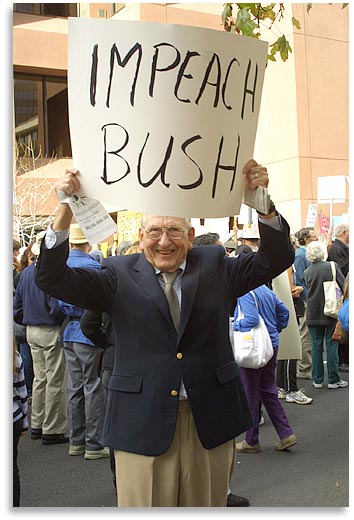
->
xmin=240 ymin=347 xmax=293 ymax=445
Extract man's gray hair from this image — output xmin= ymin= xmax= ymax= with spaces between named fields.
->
xmin=335 ymin=223 xmax=349 ymax=238
xmin=141 ymin=214 xmax=192 ymax=228
xmin=305 ymin=241 xmax=325 ymax=263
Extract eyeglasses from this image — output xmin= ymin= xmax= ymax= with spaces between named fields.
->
xmin=143 ymin=227 xmax=187 ymax=240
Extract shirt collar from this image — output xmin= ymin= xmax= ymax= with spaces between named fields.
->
xmin=154 ymin=259 xmax=186 ymax=276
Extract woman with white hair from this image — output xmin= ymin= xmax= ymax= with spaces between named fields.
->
xmin=304 ymin=241 xmax=347 ymax=389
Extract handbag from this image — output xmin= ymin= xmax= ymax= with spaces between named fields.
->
xmin=13 ymin=320 xmax=27 ymax=344
xmin=323 ymin=262 xmax=343 ymax=319
xmin=233 ymin=291 xmax=273 ymax=369
xmin=332 ymin=320 xmax=349 ymax=345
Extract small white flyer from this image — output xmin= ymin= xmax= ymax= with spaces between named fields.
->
xmin=67 ymin=194 xmax=117 ymax=245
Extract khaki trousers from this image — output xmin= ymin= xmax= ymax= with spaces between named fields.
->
xmin=297 ymin=303 xmax=313 ymax=376
xmin=27 ymin=325 xmax=67 ymax=435
xmin=114 ymin=400 xmax=235 ymax=507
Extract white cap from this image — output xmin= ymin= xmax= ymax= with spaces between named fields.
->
xmin=240 ymin=227 xmax=260 ymax=239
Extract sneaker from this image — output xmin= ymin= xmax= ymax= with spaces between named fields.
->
xmin=328 ymin=379 xmax=348 ymax=389
xmin=286 ymin=389 xmax=313 ymax=405
xmin=69 ymin=444 xmax=85 ymax=456
xmin=84 ymin=447 xmax=110 ymax=460
xmin=278 ymin=388 xmax=288 ymax=399
xmin=259 ymin=410 xmax=265 ymax=426
xmin=236 ymin=440 xmax=260 ymax=453
xmin=274 ymin=434 xmax=297 ymax=451
xmin=312 ymin=382 xmax=323 ymax=388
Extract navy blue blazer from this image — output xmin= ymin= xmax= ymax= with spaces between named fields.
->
xmin=35 ymin=216 xmax=294 ymax=456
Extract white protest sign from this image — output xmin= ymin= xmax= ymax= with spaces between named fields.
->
xmin=68 ymin=19 xmax=267 ymax=218
xmin=272 ymin=271 xmax=301 ymax=360
xmin=305 ymin=203 xmax=318 ymax=228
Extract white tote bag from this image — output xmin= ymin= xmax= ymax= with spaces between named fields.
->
xmin=323 ymin=261 xmax=343 ymax=319
xmin=233 ymin=291 xmax=273 ymax=369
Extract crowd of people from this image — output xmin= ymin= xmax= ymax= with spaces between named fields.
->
xmin=12 ymin=160 xmax=349 ymax=508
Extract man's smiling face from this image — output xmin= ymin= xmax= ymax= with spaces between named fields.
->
xmin=139 ymin=215 xmax=195 ymax=272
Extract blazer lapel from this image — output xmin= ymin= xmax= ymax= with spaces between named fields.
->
xmin=179 ymin=254 xmax=200 ymax=341
xmin=132 ymin=253 xmax=172 ymax=327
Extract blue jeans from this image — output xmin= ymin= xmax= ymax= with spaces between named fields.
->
xmin=19 ymin=342 xmax=34 ymax=397
xmin=308 ymin=325 xmax=340 ymax=385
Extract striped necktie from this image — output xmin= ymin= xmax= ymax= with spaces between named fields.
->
xmin=161 ymin=271 xmax=180 ymax=331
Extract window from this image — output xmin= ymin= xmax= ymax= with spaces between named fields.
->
xmin=98 ymin=9 xmax=107 ymax=18
xmin=13 ymin=4 xmax=77 ymax=17
xmin=14 ymin=74 xmax=72 ymax=159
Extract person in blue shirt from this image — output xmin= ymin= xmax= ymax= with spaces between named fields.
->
xmin=58 ymin=223 xmax=109 ymax=460
xmin=338 ymin=298 xmax=349 ymax=333
xmin=294 ymin=227 xmax=317 ymax=379
xmin=233 ymin=284 xmax=297 ymax=452
xmin=13 ymin=232 xmax=67 ymax=445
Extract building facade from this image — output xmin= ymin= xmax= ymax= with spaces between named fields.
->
xmin=13 ymin=3 xmax=349 ymax=244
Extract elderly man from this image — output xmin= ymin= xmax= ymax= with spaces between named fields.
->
xmin=327 ymin=223 xmax=349 ymax=278
xmin=35 ymin=159 xmax=294 ymax=507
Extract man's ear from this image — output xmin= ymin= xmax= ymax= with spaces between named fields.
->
xmin=188 ymin=227 xmax=195 ymax=250
xmin=138 ymin=228 xmax=144 ymax=251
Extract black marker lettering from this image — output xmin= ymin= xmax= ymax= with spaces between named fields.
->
xmin=221 ymin=57 xmax=240 ymax=111
xmin=174 ymin=50 xmax=200 ymax=103
xmin=149 ymin=43 xmax=181 ymax=98
xmin=90 ymin=44 xmax=98 ymax=107
xmin=106 ymin=42 xmax=142 ymax=108
xmin=195 ymin=53 xmax=221 ymax=108
xmin=137 ymin=133 xmax=173 ymax=188
xmin=211 ymin=133 xmax=240 ymax=199
xmin=178 ymin=135 xmax=203 ymax=190
xmin=101 ymin=123 xmax=130 ymax=184
xmin=241 ymin=59 xmax=258 ymax=120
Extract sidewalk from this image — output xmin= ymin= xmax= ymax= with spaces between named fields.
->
xmin=16 ymin=373 xmax=348 ymax=508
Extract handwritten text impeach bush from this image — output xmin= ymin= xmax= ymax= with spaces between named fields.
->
xmin=86 ymin=39 xmax=264 ymax=198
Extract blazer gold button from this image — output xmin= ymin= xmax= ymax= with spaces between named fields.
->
xmin=176 ymin=352 xmax=183 ymax=360
xmin=170 ymin=390 xmax=178 ymax=397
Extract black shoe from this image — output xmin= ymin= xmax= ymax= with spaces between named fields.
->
xmin=42 ymin=434 xmax=69 ymax=445
xmin=227 ymin=494 xmax=250 ymax=507
xmin=31 ymin=428 xmax=42 ymax=440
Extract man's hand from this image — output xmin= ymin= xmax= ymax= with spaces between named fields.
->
xmin=242 ymin=159 xmax=269 ymax=191
xmin=55 ymin=168 xmax=81 ymax=200
xmin=52 ymin=168 xmax=81 ymax=232
xmin=242 ymin=159 xmax=277 ymax=218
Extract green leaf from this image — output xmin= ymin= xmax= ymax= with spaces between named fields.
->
xmin=342 ymin=3 xmax=349 ymax=8
xmin=236 ymin=7 xmax=257 ymax=37
xmin=277 ymin=34 xmax=290 ymax=62
xmin=270 ymin=42 xmax=278 ymax=55
xmin=292 ymin=16 xmax=301 ymax=30
xmin=306 ymin=3 xmax=312 ymax=14
xmin=222 ymin=4 xmax=232 ymax=24
xmin=267 ymin=54 xmax=276 ymax=62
